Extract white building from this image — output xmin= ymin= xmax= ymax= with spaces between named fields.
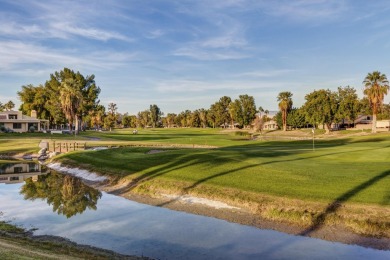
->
xmin=0 ymin=110 xmax=48 ymax=133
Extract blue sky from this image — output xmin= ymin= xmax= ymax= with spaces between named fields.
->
xmin=1 ymin=0 xmax=390 ymax=114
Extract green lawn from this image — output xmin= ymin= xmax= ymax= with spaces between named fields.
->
xmin=58 ymin=129 xmax=390 ymax=206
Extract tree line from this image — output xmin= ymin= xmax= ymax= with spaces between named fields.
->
xmin=13 ymin=68 xmax=390 ymax=134
xmin=0 ymin=100 xmax=15 ymax=111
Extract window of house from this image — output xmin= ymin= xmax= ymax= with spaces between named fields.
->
xmin=10 ymin=177 xmax=20 ymax=181
xmin=0 ymin=177 xmax=8 ymax=181
xmin=13 ymin=123 xmax=22 ymax=129
xmin=9 ymin=114 xmax=18 ymax=119
xmin=13 ymin=167 xmax=23 ymax=173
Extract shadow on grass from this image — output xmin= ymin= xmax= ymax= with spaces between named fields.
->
xmin=102 ymin=139 xmax=389 ymax=210
xmin=256 ymin=169 xmax=390 ymax=259
xmin=300 ymin=169 xmax=390 ymax=236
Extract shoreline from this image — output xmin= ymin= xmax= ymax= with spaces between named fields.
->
xmin=107 ymin=186 xmax=390 ymax=251
xmin=45 ymin=163 xmax=390 ymax=251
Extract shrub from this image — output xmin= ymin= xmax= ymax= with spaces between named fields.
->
xmin=29 ymin=126 xmax=36 ymax=133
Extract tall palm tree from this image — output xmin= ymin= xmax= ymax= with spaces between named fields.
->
xmin=277 ymin=91 xmax=293 ymax=131
xmin=60 ymin=78 xmax=83 ymax=134
xmin=363 ymin=71 xmax=389 ymax=133
xmin=258 ymin=106 xmax=264 ymax=119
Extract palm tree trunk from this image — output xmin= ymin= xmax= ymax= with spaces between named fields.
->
xmin=372 ymin=114 xmax=377 ymax=133
xmin=325 ymin=123 xmax=331 ymax=134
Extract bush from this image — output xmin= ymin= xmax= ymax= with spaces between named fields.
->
xmin=29 ymin=126 xmax=35 ymax=133
xmin=234 ymin=131 xmax=250 ymax=137
xmin=0 ymin=126 xmax=6 ymax=132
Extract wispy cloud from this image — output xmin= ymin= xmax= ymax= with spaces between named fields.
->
xmin=145 ymin=29 xmax=165 ymax=39
xmin=0 ymin=41 xmax=138 ymax=73
xmin=261 ymin=0 xmax=348 ymax=22
xmin=49 ymin=22 xmax=134 ymax=42
xmin=155 ymin=79 xmax=292 ymax=93
xmin=235 ymin=69 xmax=295 ymax=78
xmin=173 ymin=47 xmax=249 ymax=61
xmin=0 ymin=0 xmax=133 ymax=43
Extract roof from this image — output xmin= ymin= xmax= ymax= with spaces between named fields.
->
xmin=0 ymin=110 xmax=48 ymax=122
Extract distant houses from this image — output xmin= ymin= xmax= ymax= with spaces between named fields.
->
xmin=0 ymin=110 xmax=48 ymax=133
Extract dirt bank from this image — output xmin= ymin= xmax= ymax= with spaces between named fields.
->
xmin=103 ymin=187 xmax=390 ymax=251
xmin=48 ymin=163 xmax=390 ymax=251
xmin=0 ymin=229 xmax=149 ymax=259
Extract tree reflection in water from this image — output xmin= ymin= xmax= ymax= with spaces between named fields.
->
xmin=20 ymin=171 xmax=102 ymax=218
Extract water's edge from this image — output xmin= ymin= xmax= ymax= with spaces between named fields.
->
xmin=46 ymin=162 xmax=390 ymax=251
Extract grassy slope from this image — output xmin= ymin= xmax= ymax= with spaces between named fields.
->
xmin=59 ymin=129 xmax=390 ymax=205
xmin=0 ymin=221 xmax=142 ymax=259
xmin=55 ymin=128 xmax=390 ymax=237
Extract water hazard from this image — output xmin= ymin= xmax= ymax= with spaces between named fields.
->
xmin=0 ymin=162 xmax=389 ymax=259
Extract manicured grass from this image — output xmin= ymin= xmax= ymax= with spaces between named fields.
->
xmin=59 ymin=131 xmax=390 ymax=205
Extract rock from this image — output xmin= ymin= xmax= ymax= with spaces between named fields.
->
xmin=39 ymin=141 xmax=49 ymax=149
xmin=38 ymin=148 xmax=47 ymax=156
xmin=49 ymin=151 xmax=60 ymax=158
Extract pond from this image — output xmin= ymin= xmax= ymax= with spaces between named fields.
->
xmin=0 ymin=162 xmax=389 ymax=260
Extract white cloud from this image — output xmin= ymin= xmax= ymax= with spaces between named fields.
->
xmin=235 ymin=69 xmax=295 ymax=78
xmin=49 ymin=22 xmax=133 ymax=42
xmin=173 ymin=47 xmax=249 ymax=61
xmin=155 ymin=79 xmax=292 ymax=93
xmin=145 ymin=29 xmax=165 ymax=39
xmin=0 ymin=41 xmax=138 ymax=74
xmin=261 ymin=0 xmax=347 ymax=22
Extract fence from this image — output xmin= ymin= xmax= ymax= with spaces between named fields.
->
xmin=50 ymin=142 xmax=86 ymax=153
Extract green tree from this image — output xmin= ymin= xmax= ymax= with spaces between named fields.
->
xmin=336 ymin=86 xmax=360 ymax=127
xmin=287 ymin=108 xmax=307 ymax=129
xmin=0 ymin=101 xmax=3 ymax=112
xmin=104 ymin=103 xmax=118 ymax=131
xmin=199 ymin=109 xmax=208 ymax=128
xmin=90 ymin=104 xmax=105 ymax=130
xmin=122 ymin=114 xmax=132 ymax=128
xmin=228 ymin=100 xmax=241 ymax=128
xmin=165 ymin=113 xmax=177 ymax=128
xmin=149 ymin=104 xmax=163 ymax=128
xmin=236 ymin=94 xmax=256 ymax=128
xmin=137 ymin=110 xmax=151 ymax=128
xmin=60 ymin=78 xmax=83 ymax=133
xmin=277 ymin=91 xmax=293 ymax=131
xmin=207 ymin=104 xmax=217 ymax=128
xmin=4 ymin=100 xmax=15 ymax=111
xmin=377 ymin=103 xmax=390 ymax=120
xmin=363 ymin=71 xmax=390 ymax=133
xmin=303 ymin=89 xmax=338 ymax=134
xmin=213 ymin=96 xmax=232 ymax=127
xmin=44 ymin=68 xmax=100 ymax=131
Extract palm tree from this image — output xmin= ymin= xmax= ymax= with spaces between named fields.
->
xmin=277 ymin=91 xmax=293 ymax=131
xmin=363 ymin=71 xmax=389 ymax=133
xmin=258 ymin=106 xmax=264 ymax=119
xmin=60 ymin=78 xmax=83 ymax=134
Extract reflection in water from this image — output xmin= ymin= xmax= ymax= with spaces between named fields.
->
xmin=0 ymin=162 xmax=46 ymax=184
xmin=20 ymin=171 xmax=102 ymax=218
